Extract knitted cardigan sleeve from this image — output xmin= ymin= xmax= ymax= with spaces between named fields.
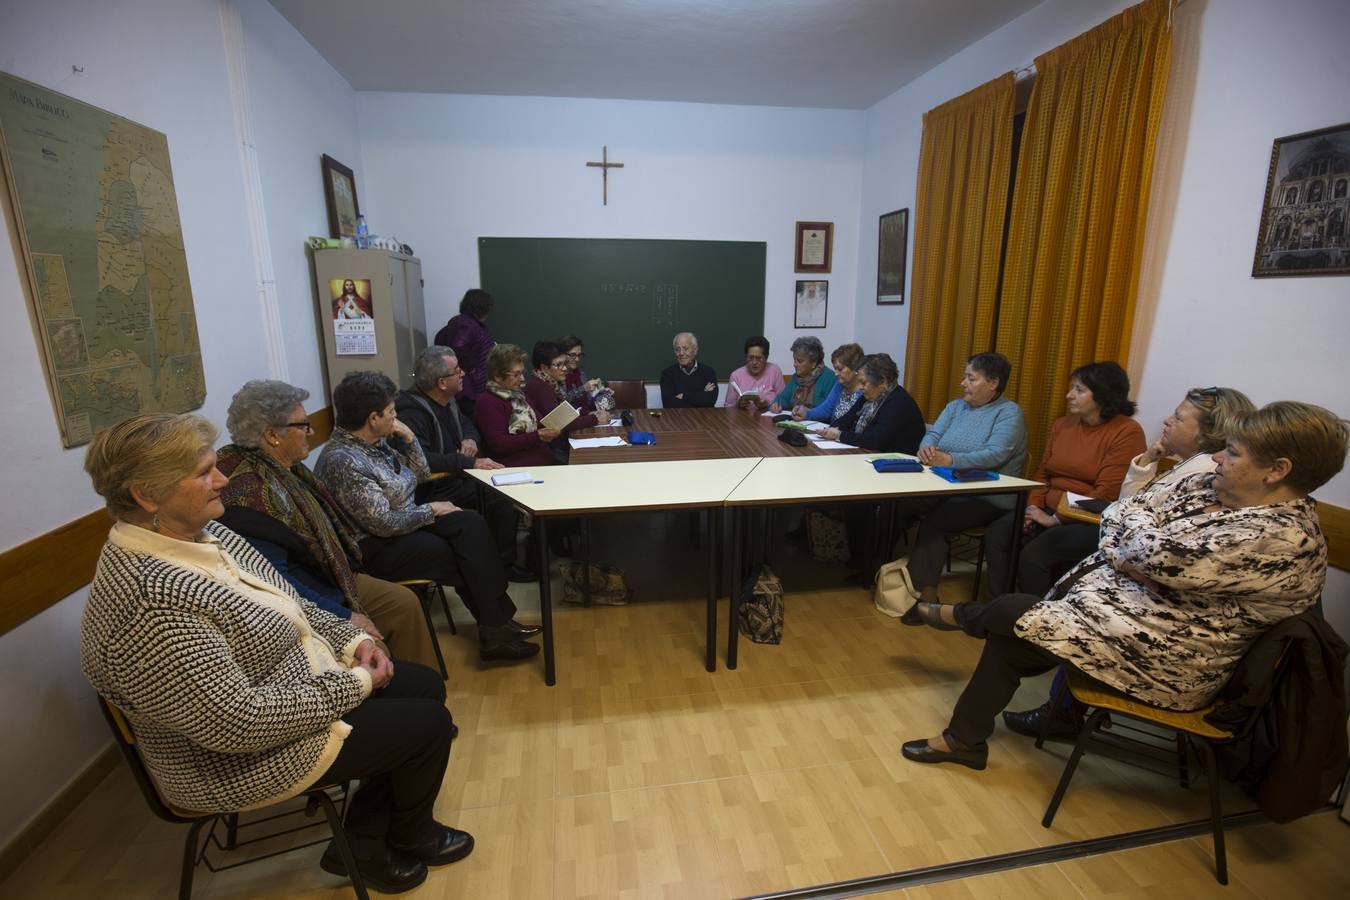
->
xmin=86 ymin=554 xmax=368 ymax=755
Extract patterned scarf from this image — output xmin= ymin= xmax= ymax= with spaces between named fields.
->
xmin=854 ymin=385 xmax=895 ymax=433
xmin=216 ymin=444 xmax=364 ymax=609
xmin=564 ymin=370 xmax=616 ymax=412
xmin=790 ymin=365 xmax=823 ymax=408
xmin=487 ymin=379 xmax=538 ymax=434
xmin=832 ymin=387 xmax=864 ymax=422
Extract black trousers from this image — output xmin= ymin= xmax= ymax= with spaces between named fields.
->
xmin=359 ymin=511 xmax=516 ymax=628
xmin=416 ymin=473 xmax=520 ymax=567
xmin=945 ymin=593 xmax=1062 ymax=747
xmin=313 ymin=662 xmax=454 ymax=855
xmin=984 ymin=511 xmax=1100 ymax=597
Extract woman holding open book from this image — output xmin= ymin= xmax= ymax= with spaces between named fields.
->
xmin=474 ymin=343 xmax=561 ymax=468
xmin=526 ymin=341 xmax=606 ymax=464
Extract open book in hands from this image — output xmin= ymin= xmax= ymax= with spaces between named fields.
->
xmin=539 ymin=400 xmax=581 ymax=431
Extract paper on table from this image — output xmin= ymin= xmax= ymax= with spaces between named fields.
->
xmin=491 ymin=472 xmax=533 ymax=485
xmin=597 ymin=417 xmax=623 ymax=427
xmin=569 ymin=436 xmax=627 ymax=448
xmin=539 ymin=401 xmax=580 ymax=431
xmin=812 ymin=440 xmax=854 ymax=450
xmin=760 ymin=410 xmax=781 ymax=417
xmin=800 ymin=420 xmax=828 ymax=432
xmin=1065 ymin=491 xmax=1093 ymax=507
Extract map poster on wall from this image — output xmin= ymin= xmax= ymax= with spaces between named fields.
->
xmin=329 ymin=277 xmax=376 ymax=355
xmin=0 ymin=72 xmax=205 ymax=447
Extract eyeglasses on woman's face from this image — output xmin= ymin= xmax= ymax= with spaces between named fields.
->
xmin=566 ymin=350 xmax=584 ymax=360
xmin=285 ymin=420 xmax=313 ymax=433
xmin=504 ymin=367 xmax=525 ymax=382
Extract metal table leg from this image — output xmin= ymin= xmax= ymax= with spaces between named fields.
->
xmin=535 ymin=518 xmax=556 ymax=685
xmin=1006 ymin=490 xmax=1030 ymax=595
xmin=728 ymin=507 xmax=743 ymax=669
xmin=705 ymin=505 xmax=719 ymax=672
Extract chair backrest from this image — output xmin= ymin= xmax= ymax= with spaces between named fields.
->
xmin=607 ymin=380 xmax=647 ymax=409
xmin=98 ymin=695 xmax=200 ymax=824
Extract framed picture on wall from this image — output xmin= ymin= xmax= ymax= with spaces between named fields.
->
xmin=794 ymin=221 xmax=833 ymax=273
xmin=794 ymin=280 xmax=828 ymax=328
xmin=1251 ymin=122 xmax=1350 ymax=277
xmin=321 ymin=153 xmax=361 ymax=239
xmin=877 ymin=208 xmax=909 ymax=304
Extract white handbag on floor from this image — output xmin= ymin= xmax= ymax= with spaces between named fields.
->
xmin=873 ymin=559 xmax=918 ymax=618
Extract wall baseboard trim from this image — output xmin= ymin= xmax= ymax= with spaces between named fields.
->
xmin=0 ymin=406 xmax=333 ymax=637
xmin=0 ymin=742 xmax=117 ymax=885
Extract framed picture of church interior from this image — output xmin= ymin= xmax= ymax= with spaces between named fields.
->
xmin=1251 ymin=122 xmax=1350 ymax=277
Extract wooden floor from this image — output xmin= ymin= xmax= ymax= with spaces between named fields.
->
xmin=5 ymin=515 xmax=1348 ymax=898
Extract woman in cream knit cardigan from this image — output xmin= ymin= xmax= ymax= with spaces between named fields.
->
xmin=80 ymin=413 xmax=471 ymax=894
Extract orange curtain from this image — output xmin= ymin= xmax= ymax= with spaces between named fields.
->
xmin=904 ymin=75 xmax=1015 ymax=421
xmin=997 ymin=0 xmax=1172 ymax=472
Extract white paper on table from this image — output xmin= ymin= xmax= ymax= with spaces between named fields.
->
xmin=760 ymin=410 xmax=781 ymax=417
xmin=1065 ymin=491 xmax=1093 ymax=508
xmin=491 ymin=472 xmax=534 ymax=485
xmin=569 ymin=436 xmax=627 ymax=449
xmin=812 ymin=440 xmax=854 ymax=450
xmin=800 ymin=420 xmax=829 ymax=432
xmin=597 ymin=417 xmax=623 ymax=427
xmin=803 ymin=433 xmax=823 ymax=442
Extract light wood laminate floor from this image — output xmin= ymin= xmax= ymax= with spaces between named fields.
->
xmin=4 ymin=515 xmax=1347 ymax=898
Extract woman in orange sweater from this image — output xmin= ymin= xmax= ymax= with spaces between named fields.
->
xmin=983 ymin=361 xmax=1145 ymax=597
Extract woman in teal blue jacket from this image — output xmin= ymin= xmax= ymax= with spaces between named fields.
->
xmin=770 ymin=336 xmax=837 ymax=412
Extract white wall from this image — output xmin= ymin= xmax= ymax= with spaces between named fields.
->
xmin=355 ymin=92 xmax=865 ymax=380
xmin=0 ymin=0 xmax=355 ymax=851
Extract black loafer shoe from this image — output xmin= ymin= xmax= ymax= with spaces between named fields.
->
xmin=1002 ymin=702 xmax=1088 ymax=742
xmin=906 ymin=601 xmax=962 ymax=632
xmin=505 ymin=619 xmax=543 ymax=638
xmin=320 ymin=841 xmax=427 ymax=894
xmin=390 ymin=826 xmax=475 ymax=867
xmin=479 ymin=639 xmax=542 ymax=662
xmin=506 ymin=564 xmax=539 ymax=583
xmin=900 ymin=737 xmax=988 ymax=770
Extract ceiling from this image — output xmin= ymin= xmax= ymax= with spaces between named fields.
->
xmin=268 ymin=0 xmax=1042 ymax=110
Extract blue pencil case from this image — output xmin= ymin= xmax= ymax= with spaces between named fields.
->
xmin=626 ymin=430 xmax=656 ymax=445
xmin=872 ymin=458 xmax=923 ymax=473
xmin=931 ymin=466 xmax=999 ymax=483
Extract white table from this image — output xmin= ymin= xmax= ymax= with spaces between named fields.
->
xmin=469 ymin=458 xmax=761 ymax=684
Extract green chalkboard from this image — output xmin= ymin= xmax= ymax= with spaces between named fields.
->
xmin=478 ymin=238 xmax=766 ymax=382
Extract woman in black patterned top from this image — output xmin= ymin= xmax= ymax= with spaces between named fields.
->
xmin=80 ymin=413 xmax=472 ymax=893
xmin=899 ymin=401 xmax=1346 ymax=771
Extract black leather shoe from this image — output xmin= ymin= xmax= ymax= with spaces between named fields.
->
xmin=320 ymin=840 xmax=427 ymax=894
xmin=390 ymin=825 xmax=475 ymax=867
xmin=504 ymin=619 xmax=543 ymax=638
xmin=901 ymin=737 xmax=988 ymax=770
xmin=902 ymin=601 xmax=962 ymax=632
xmin=506 ymin=564 xmax=539 ymax=583
xmin=1002 ymin=701 xmax=1088 ymax=742
xmin=479 ymin=639 xmax=541 ymax=662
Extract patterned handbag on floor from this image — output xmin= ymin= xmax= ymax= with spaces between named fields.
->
xmin=560 ymin=562 xmax=631 ymax=606
xmin=806 ymin=510 xmax=850 ymax=562
xmin=737 ymin=564 xmax=784 ymax=644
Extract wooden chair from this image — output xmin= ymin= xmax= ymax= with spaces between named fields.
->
xmin=99 ymin=697 xmax=368 ymax=899
xmin=396 ymin=578 xmax=457 ymax=679
xmin=1039 ymin=662 xmax=1279 ymax=885
xmin=607 ymin=380 xmax=646 ymax=409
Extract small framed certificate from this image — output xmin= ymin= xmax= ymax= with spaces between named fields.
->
xmin=794 ymin=221 xmax=833 ymax=273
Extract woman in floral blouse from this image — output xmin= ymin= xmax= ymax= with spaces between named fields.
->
xmin=899 ymin=401 xmax=1346 ymax=771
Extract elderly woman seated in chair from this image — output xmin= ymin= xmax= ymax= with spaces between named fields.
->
xmin=80 ymin=413 xmax=472 ymax=893
xmin=214 ymin=379 xmax=441 ymax=671
xmin=899 ymin=401 xmax=1346 ymax=771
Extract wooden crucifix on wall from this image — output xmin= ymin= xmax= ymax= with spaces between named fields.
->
xmin=585 ymin=146 xmax=624 ymax=205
